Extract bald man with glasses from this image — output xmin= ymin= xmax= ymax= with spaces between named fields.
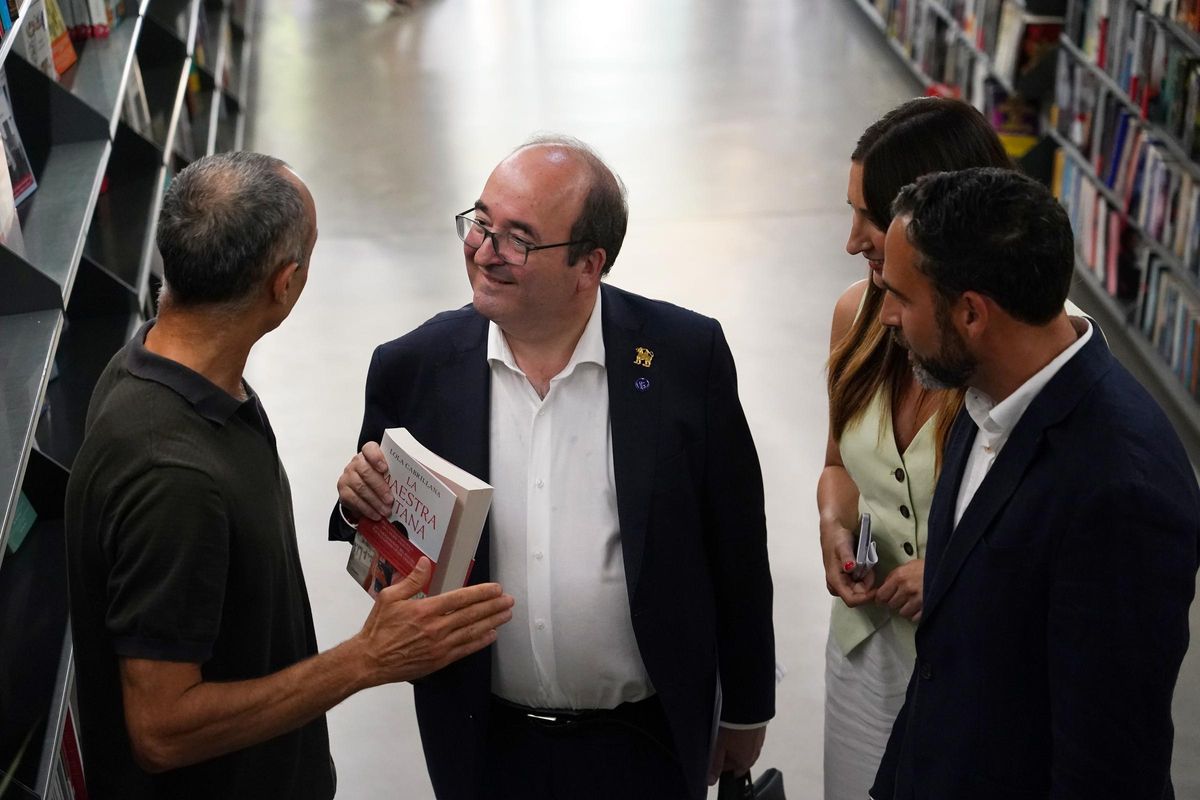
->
xmin=332 ymin=135 xmax=776 ymax=800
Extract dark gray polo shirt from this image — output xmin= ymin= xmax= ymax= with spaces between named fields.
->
xmin=65 ymin=321 xmax=334 ymax=800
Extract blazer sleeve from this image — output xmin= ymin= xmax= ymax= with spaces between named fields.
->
xmin=703 ymin=321 xmax=776 ymax=725
xmin=328 ymin=345 xmax=401 ymax=542
xmin=1047 ymin=479 xmax=1198 ymax=797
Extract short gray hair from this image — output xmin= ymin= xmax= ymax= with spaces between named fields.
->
xmin=157 ymin=151 xmax=309 ymax=307
xmin=515 ymin=134 xmax=628 ymax=275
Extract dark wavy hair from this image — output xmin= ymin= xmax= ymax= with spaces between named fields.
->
xmin=828 ymin=98 xmax=1015 ymax=461
xmin=893 ymin=168 xmax=1074 ymax=325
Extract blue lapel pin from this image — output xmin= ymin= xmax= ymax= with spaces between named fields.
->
xmin=634 ymin=377 xmax=650 ymax=392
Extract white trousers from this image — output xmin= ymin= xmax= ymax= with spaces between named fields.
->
xmin=823 ymin=620 xmax=913 ymax=800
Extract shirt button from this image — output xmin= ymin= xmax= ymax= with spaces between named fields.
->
xmin=894 ymin=468 xmax=905 ymax=482
xmin=900 ymin=505 xmax=911 ymax=519
xmin=536 ymin=479 xmax=544 ymax=489
xmin=903 ymin=542 xmax=915 ymax=556
xmin=536 ymin=620 xmax=546 ymax=631
xmin=534 ymin=551 xmax=544 ymax=561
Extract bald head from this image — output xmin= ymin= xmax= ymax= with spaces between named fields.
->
xmin=157 ymin=151 xmax=313 ymax=307
xmin=504 ymin=135 xmax=628 ymax=274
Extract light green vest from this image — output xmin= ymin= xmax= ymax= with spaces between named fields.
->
xmin=831 ymin=388 xmax=935 ymax=661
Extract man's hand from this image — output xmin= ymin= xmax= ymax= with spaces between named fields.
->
xmin=355 ymin=558 xmax=515 ymax=686
xmin=821 ymin=521 xmax=876 ymax=608
xmin=706 ymin=726 xmax=767 ymax=785
xmin=337 ymin=442 xmax=393 ymax=521
xmin=874 ymin=558 xmax=924 ymax=621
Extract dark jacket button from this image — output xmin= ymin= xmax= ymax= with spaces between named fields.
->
xmin=900 ymin=505 xmax=911 ymax=519
xmin=920 ymin=662 xmax=933 ymax=680
xmin=894 ymin=468 xmax=905 ymax=482
xmin=904 ymin=542 xmax=915 ymax=556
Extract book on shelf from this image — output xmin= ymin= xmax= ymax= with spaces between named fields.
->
xmin=346 ymin=428 xmax=493 ymax=597
xmin=121 ymin=56 xmax=152 ymax=137
xmin=13 ymin=0 xmax=59 ymax=81
xmin=0 ymin=72 xmax=37 ymax=206
xmin=0 ymin=137 xmax=25 ymax=256
xmin=44 ymin=0 xmax=79 ymax=77
xmin=0 ymin=0 xmax=18 ymax=33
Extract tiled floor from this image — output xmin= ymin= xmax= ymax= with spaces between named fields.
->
xmin=242 ymin=0 xmax=1200 ymax=796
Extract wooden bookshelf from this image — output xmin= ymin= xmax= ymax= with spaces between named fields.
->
xmin=0 ymin=0 xmax=256 ymax=795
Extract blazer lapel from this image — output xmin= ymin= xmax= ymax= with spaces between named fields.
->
xmin=602 ymin=285 xmax=661 ymax=602
xmin=433 ymin=312 xmax=492 ymax=580
xmin=923 ymin=407 xmax=976 ymax=582
xmin=921 ymin=331 xmax=1114 ymax=622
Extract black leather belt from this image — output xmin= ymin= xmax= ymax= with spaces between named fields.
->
xmin=489 ymin=695 xmax=677 ymax=759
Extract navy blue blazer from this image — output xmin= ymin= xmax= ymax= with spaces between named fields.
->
xmin=871 ymin=331 xmax=1200 ymax=799
xmin=330 ymin=284 xmax=775 ymax=800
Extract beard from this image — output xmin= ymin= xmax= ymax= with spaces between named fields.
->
xmin=891 ymin=325 xmax=976 ymax=390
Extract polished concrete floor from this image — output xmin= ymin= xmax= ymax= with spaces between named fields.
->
xmin=241 ymin=0 xmax=1200 ymax=797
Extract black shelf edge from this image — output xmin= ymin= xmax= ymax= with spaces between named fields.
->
xmin=59 ymin=15 xmax=146 ymax=140
xmin=1071 ymin=258 xmax=1200 ymax=464
xmin=20 ymin=140 xmax=113 ymax=305
xmin=0 ymin=309 xmax=63 ymax=564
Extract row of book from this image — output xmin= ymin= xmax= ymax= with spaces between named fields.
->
xmin=865 ymin=0 xmax=1061 ymax=157
xmin=1065 ymin=0 xmax=1200 ymax=159
xmin=1054 ymin=142 xmax=1200 ymax=400
xmin=1055 ymin=47 xmax=1200 ymax=277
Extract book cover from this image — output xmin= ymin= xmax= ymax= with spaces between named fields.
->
xmin=13 ymin=0 xmax=58 ymax=81
xmin=0 ymin=139 xmax=25 ymax=256
xmin=347 ymin=428 xmax=493 ymax=597
xmin=44 ymin=0 xmax=78 ymax=78
xmin=0 ymin=73 xmax=37 ymax=206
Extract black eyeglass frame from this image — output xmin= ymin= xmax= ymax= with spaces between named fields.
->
xmin=455 ymin=208 xmax=587 ymax=266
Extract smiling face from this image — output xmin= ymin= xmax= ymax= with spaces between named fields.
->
xmin=846 ymin=161 xmax=887 ymax=288
xmin=464 ymin=146 xmax=599 ymax=336
xmin=879 ymin=215 xmax=977 ymax=390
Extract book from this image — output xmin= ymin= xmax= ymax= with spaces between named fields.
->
xmin=346 ymin=428 xmax=493 ymax=597
xmin=0 ymin=72 xmax=37 ymax=206
xmin=44 ymin=0 xmax=78 ymax=78
xmin=0 ymin=137 xmax=25 ymax=255
xmin=7 ymin=492 xmax=36 ymax=554
xmin=13 ymin=0 xmax=58 ymax=81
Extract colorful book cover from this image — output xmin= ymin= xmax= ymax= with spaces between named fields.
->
xmin=0 ymin=73 xmax=37 ymax=206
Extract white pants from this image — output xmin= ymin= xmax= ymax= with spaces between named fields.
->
xmin=823 ymin=620 xmax=913 ymax=800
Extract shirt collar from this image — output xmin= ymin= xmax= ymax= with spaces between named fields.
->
xmin=486 ymin=291 xmax=606 ymax=380
xmin=965 ymin=318 xmax=1095 ymax=439
xmin=125 ymin=320 xmax=259 ymax=426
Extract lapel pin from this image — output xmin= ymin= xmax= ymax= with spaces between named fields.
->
xmin=634 ymin=377 xmax=651 ymax=392
xmin=634 ymin=347 xmax=654 ymax=368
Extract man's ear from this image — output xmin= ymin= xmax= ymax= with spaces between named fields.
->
xmin=270 ymin=260 xmax=300 ymax=305
xmin=576 ymin=247 xmax=606 ymax=288
xmin=957 ymin=290 xmax=990 ymax=340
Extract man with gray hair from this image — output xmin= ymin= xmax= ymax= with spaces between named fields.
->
xmin=334 ymin=136 xmax=775 ymax=799
xmin=65 ymin=151 xmax=514 ymax=800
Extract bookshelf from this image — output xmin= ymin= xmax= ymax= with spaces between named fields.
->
xmin=1046 ymin=0 xmax=1200 ymax=461
xmin=0 ymin=0 xmax=256 ymax=795
xmin=848 ymin=0 xmax=1066 ymax=159
xmin=850 ymin=0 xmax=1200 ymax=463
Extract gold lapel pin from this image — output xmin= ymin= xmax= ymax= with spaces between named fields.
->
xmin=634 ymin=347 xmax=654 ymax=368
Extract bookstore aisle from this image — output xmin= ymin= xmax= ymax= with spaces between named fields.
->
xmin=239 ymin=0 xmax=1199 ymax=798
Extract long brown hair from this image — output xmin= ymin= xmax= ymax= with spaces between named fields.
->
xmin=828 ymin=98 xmax=1014 ymax=464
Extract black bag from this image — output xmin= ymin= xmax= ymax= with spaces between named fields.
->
xmin=715 ymin=768 xmax=785 ymax=800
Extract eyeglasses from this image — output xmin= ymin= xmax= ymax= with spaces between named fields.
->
xmin=455 ymin=209 xmax=586 ymax=266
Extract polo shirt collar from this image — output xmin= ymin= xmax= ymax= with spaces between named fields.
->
xmin=125 ymin=320 xmax=256 ymax=426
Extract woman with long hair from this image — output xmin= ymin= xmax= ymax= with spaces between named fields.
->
xmin=818 ymin=97 xmax=1014 ymax=799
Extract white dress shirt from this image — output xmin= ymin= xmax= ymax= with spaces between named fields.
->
xmin=954 ymin=319 xmax=1094 ymax=526
xmin=487 ymin=292 xmax=654 ymax=710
